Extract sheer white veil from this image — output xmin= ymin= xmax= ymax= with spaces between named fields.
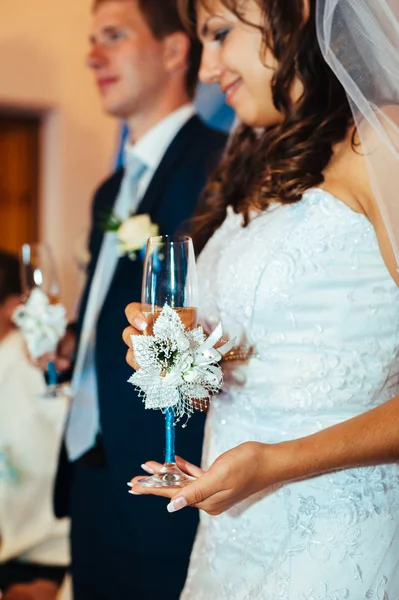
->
xmin=317 ymin=0 xmax=399 ymax=267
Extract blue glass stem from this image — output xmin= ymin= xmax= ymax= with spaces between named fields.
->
xmin=164 ymin=407 xmax=176 ymax=464
xmin=47 ymin=361 xmax=58 ymax=387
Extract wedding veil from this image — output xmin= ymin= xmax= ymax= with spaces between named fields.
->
xmin=317 ymin=0 xmax=399 ymax=267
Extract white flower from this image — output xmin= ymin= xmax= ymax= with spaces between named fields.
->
xmin=176 ymin=352 xmax=194 ymax=373
xmin=128 ymin=305 xmax=232 ymax=424
xmin=176 ymin=330 xmax=190 ymax=352
xmin=117 ymin=214 xmax=159 ymax=258
xmin=182 ymin=369 xmax=201 ymax=383
xmin=162 ymin=371 xmax=184 ymax=387
xmin=163 ymin=352 xmax=194 ymax=386
xmin=12 ymin=288 xmax=67 ymax=359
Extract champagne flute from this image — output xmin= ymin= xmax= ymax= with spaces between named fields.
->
xmin=20 ymin=243 xmax=64 ymax=398
xmin=139 ymin=235 xmax=198 ymax=488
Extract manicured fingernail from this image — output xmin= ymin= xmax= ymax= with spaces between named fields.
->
xmin=127 ymin=482 xmax=132 ymax=487
xmin=134 ymin=318 xmax=147 ymax=331
xmin=141 ymin=463 xmax=155 ymax=474
xmin=128 ymin=489 xmax=142 ymax=495
xmin=167 ymin=496 xmax=187 ymax=513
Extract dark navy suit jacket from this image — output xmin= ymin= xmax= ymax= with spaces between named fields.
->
xmin=55 ymin=116 xmax=227 ymax=594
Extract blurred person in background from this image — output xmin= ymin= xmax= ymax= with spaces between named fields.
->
xmin=46 ymin=0 xmax=227 ymax=598
xmin=0 ymin=250 xmax=69 ymax=600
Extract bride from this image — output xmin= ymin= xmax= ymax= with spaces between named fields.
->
xmin=124 ymin=0 xmax=399 ymax=596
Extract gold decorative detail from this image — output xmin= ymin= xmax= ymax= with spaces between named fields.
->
xmin=222 ymin=345 xmax=258 ymax=362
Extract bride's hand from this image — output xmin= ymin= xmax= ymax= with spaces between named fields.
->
xmin=123 ymin=302 xmax=149 ymax=370
xmin=128 ymin=442 xmax=283 ymax=516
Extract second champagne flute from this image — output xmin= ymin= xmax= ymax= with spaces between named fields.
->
xmin=20 ymin=243 xmax=63 ymax=398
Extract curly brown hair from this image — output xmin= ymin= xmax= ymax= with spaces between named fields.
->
xmin=179 ymin=0 xmax=354 ymax=253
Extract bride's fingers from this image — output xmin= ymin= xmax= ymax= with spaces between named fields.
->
xmin=128 ymin=470 xmax=220 ymax=510
xmin=141 ymin=461 xmax=163 ymax=474
xmin=128 ymin=473 xmax=234 ymax=516
xmin=165 ymin=476 xmax=224 ymax=513
xmin=128 ymin=476 xmax=176 ymax=499
xmin=123 ymin=310 xmax=149 ymax=369
xmin=164 ymin=459 xmax=240 ymax=515
xmin=128 ymin=458 xmax=204 ymax=499
xmin=122 ymin=325 xmax=136 ymax=347
xmin=125 ymin=303 xmax=148 ymax=331
xmin=175 ymin=456 xmax=204 ymax=479
xmin=125 ymin=348 xmax=139 ymax=370
xmin=138 ymin=458 xmax=204 ymax=478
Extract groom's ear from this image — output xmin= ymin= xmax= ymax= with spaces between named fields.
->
xmin=162 ymin=32 xmax=191 ymax=74
xmin=301 ymin=0 xmax=310 ymax=23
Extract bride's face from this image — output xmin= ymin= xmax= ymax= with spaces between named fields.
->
xmin=196 ymin=0 xmax=284 ymax=128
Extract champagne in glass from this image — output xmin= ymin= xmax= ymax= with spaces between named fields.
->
xmin=141 ymin=306 xmax=198 ymax=336
xmin=20 ymin=243 xmax=63 ymax=397
xmin=139 ymin=235 xmax=198 ymax=488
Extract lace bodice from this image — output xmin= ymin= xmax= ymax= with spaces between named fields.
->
xmin=182 ymin=189 xmax=399 ymax=600
xmin=198 ymin=188 xmax=399 ymax=427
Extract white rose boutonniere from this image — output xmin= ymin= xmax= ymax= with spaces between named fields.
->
xmin=102 ymin=213 xmax=159 ymax=260
xmin=117 ymin=214 xmax=159 ymax=259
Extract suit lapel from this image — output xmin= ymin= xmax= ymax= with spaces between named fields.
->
xmin=77 ymin=170 xmax=124 ymax=334
xmin=137 ymin=116 xmax=202 ymax=217
xmin=109 ymin=116 xmax=203 ymax=287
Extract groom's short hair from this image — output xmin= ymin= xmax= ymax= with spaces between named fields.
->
xmin=91 ymin=0 xmax=201 ymax=98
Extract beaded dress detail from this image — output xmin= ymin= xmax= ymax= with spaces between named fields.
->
xmin=181 ymin=188 xmax=399 ymax=600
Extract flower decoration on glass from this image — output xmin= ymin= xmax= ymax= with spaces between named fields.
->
xmin=129 ymin=305 xmax=235 ymax=425
xmin=12 ymin=288 xmax=67 ymax=360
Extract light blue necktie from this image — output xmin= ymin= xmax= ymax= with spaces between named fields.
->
xmin=65 ymin=156 xmax=147 ymax=461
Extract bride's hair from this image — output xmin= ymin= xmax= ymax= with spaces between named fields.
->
xmin=179 ymin=0 xmax=354 ymax=253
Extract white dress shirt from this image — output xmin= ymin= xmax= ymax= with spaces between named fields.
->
xmin=125 ymin=103 xmax=196 ymax=199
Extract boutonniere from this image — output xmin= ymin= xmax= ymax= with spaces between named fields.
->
xmin=102 ymin=213 xmax=159 ymax=260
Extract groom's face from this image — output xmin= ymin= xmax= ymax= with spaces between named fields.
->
xmin=87 ymin=0 xmax=170 ymax=119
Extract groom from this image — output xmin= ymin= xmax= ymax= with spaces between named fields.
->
xmin=53 ymin=1 xmax=227 ymax=598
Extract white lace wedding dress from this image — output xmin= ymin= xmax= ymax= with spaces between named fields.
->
xmin=181 ymin=188 xmax=399 ymax=600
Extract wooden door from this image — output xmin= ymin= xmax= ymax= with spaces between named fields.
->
xmin=0 ymin=115 xmax=40 ymax=254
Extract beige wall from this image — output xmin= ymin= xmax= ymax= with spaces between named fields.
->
xmin=0 ymin=0 xmax=118 ymax=315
